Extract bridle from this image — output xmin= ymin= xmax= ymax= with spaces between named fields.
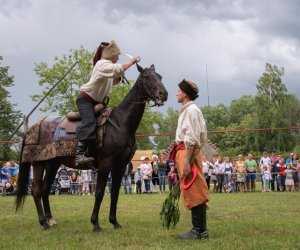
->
xmin=125 ymin=65 xmax=164 ymax=106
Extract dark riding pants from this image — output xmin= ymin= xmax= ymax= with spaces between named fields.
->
xmin=76 ymin=95 xmax=97 ymax=141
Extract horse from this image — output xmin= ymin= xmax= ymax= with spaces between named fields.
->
xmin=15 ymin=64 xmax=168 ymax=232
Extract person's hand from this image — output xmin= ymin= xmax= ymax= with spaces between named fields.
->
xmin=130 ymin=57 xmax=137 ymax=64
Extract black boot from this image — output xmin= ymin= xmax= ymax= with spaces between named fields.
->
xmin=176 ymin=203 xmax=209 ymax=240
xmin=75 ymin=140 xmax=95 ymax=166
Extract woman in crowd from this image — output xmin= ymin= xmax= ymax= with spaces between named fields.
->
xmin=157 ymin=155 xmax=168 ymax=193
xmin=235 ymin=155 xmax=246 ymax=192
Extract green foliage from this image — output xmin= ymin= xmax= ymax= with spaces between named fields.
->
xmin=160 ymin=178 xmax=181 ymax=229
xmin=0 ymin=56 xmax=23 ymax=160
xmin=155 ymin=107 xmax=179 ymax=150
xmin=32 ymin=46 xmax=93 ymax=115
xmin=254 ymin=63 xmax=300 ymax=152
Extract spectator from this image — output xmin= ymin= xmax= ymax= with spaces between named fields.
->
xmin=262 ymin=164 xmax=272 ymax=192
xmin=285 ymin=153 xmax=293 ymax=165
xmin=58 ymin=166 xmax=71 ymax=194
xmin=284 ymin=163 xmax=294 ymax=192
xmin=210 ymin=157 xmax=218 ymax=192
xmin=1 ymin=162 xmax=9 ymax=196
xmin=107 ymin=171 xmax=112 ymax=194
xmin=167 ymin=166 xmax=178 ymax=191
xmin=157 ymin=155 xmax=168 ymax=193
xmin=123 ymin=162 xmax=133 ymax=194
xmin=202 ymin=156 xmax=213 ymax=190
xmin=70 ymin=170 xmax=80 ymax=195
xmin=277 ymin=158 xmax=286 ymax=192
xmin=291 ymin=153 xmax=299 ymax=191
xmin=223 ymin=157 xmax=232 ymax=190
xmin=81 ymin=169 xmax=91 ymax=195
xmin=235 ymin=155 xmax=246 ymax=192
xmin=90 ymin=169 xmax=97 ymax=195
xmin=245 ymin=154 xmax=258 ymax=192
xmin=8 ymin=160 xmax=19 ymax=188
xmin=140 ymin=157 xmax=152 ymax=193
xmin=259 ymin=151 xmax=271 ymax=170
xmin=215 ymin=156 xmax=225 ymax=193
xmin=134 ymin=166 xmax=143 ymax=194
xmin=151 ymin=155 xmax=159 ymax=193
xmin=271 ymin=154 xmax=281 ymax=191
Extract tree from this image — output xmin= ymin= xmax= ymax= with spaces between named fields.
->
xmin=32 ymin=46 xmax=93 ymax=115
xmin=254 ymin=63 xmax=299 ymax=152
xmin=0 ymin=56 xmax=23 ymax=160
xmin=155 ymin=107 xmax=180 ymax=150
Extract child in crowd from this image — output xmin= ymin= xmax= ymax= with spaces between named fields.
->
xmin=284 ymin=163 xmax=294 ymax=192
xmin=140 ymin=157 xmax=152 ymax=193
xmin=70 ymin=170 xmax=80 ymax=195
xmin=262 ymin=164 xmax=272 ymax=192
xmin=81 ymin=169 xmax=91 ymax=195
xmin=167 ymin=166 xmax=178 ymax=191
xmin=134 ymin=166 xmax=143 ymax=194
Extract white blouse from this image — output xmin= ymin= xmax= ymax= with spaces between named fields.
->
xmin=80 ymin=59 xmax=124 ymax=103
xmin=175 ymin=101 xmax=207 ymax=148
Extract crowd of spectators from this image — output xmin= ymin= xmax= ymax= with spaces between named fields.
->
xmin=1 ymin=152 xmax=299 ymax=196
xmin=202 ymin=152 xmax=300 ymax=193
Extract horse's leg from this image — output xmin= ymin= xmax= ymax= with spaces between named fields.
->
xmin=32 ymin=163 xmax=49 ymax=229
xmin=91 ymin=165 xmax=110 ymax=232
xmin=109 ymin=164 xmax=126 ymax=229
xmin=42 ymin=161 xmax=60 ymax=227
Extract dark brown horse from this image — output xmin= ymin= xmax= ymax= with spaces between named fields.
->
xmin=15 ymin=64 xmax=168 ymax=232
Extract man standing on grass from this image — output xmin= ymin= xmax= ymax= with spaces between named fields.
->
xmin=173 ymin=79 xmax=209 ymax=240
xmin=245 ymin=154 xmax=258 ymax=192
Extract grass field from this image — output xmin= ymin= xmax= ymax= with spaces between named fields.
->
xmin=0 ymin=190 xmax=299 ymax=250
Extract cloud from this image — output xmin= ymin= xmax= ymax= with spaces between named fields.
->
xmin=0 ymin=0 xmax=299 ymax=124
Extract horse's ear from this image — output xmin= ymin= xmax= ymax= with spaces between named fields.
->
xmin=136 ymin=64 xmax=144 ymax=73
xmin=150 ymin=64 xmax=155 ymax=71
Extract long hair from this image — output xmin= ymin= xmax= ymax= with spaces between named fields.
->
xmin=93 ymin=42 xmax=109 ymax=66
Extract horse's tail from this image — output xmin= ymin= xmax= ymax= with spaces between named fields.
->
xmin=15 ymin=161 xmax=31 ymax=211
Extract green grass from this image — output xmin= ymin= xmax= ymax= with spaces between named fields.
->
xmin=0 ymin=191 xmax=299 ymax=250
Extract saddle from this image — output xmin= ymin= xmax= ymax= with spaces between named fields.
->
xmin=59 ymin=103 xmax=105 ymax=133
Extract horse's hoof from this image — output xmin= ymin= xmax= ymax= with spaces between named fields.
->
xmin=114 ymin=223 xmax=122 ymax=229
xmin=47 ymin=218 xmax=57 ymax=227
xmin=42 ymin=222 xmax=50 ymax=230
xmin=92 ymin=225 xmax=102 ymax=233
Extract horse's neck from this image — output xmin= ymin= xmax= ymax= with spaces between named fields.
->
xmin=115 ymin=84 xmax=146 ymax=133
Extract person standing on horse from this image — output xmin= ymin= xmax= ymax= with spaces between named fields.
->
xmin=75 ymin=40 xmax=137 ymax=166
xmin=172 ymin=79 xmax=210 ymax=240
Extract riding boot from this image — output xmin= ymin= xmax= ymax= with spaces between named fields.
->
xmin=176 ymin=203 xmax=209 ymax=240
xmin=75 ymin=140 xmax=95 ymax=167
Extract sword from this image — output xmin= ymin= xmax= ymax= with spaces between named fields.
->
xmin=122 ymin=54 xmax=141 ymax=84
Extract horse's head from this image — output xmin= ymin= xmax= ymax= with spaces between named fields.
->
xmin=136 ymin=64 xmax=168 ymax=106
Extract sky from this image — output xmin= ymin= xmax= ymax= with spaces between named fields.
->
xmin=1 ymin=0 xmax=300 ymax=125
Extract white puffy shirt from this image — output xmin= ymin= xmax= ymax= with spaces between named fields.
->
xmin=80 ymin=59 xmax=124 ymax=103
xmin=175 ymin=101 xmax=207 ymax=148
